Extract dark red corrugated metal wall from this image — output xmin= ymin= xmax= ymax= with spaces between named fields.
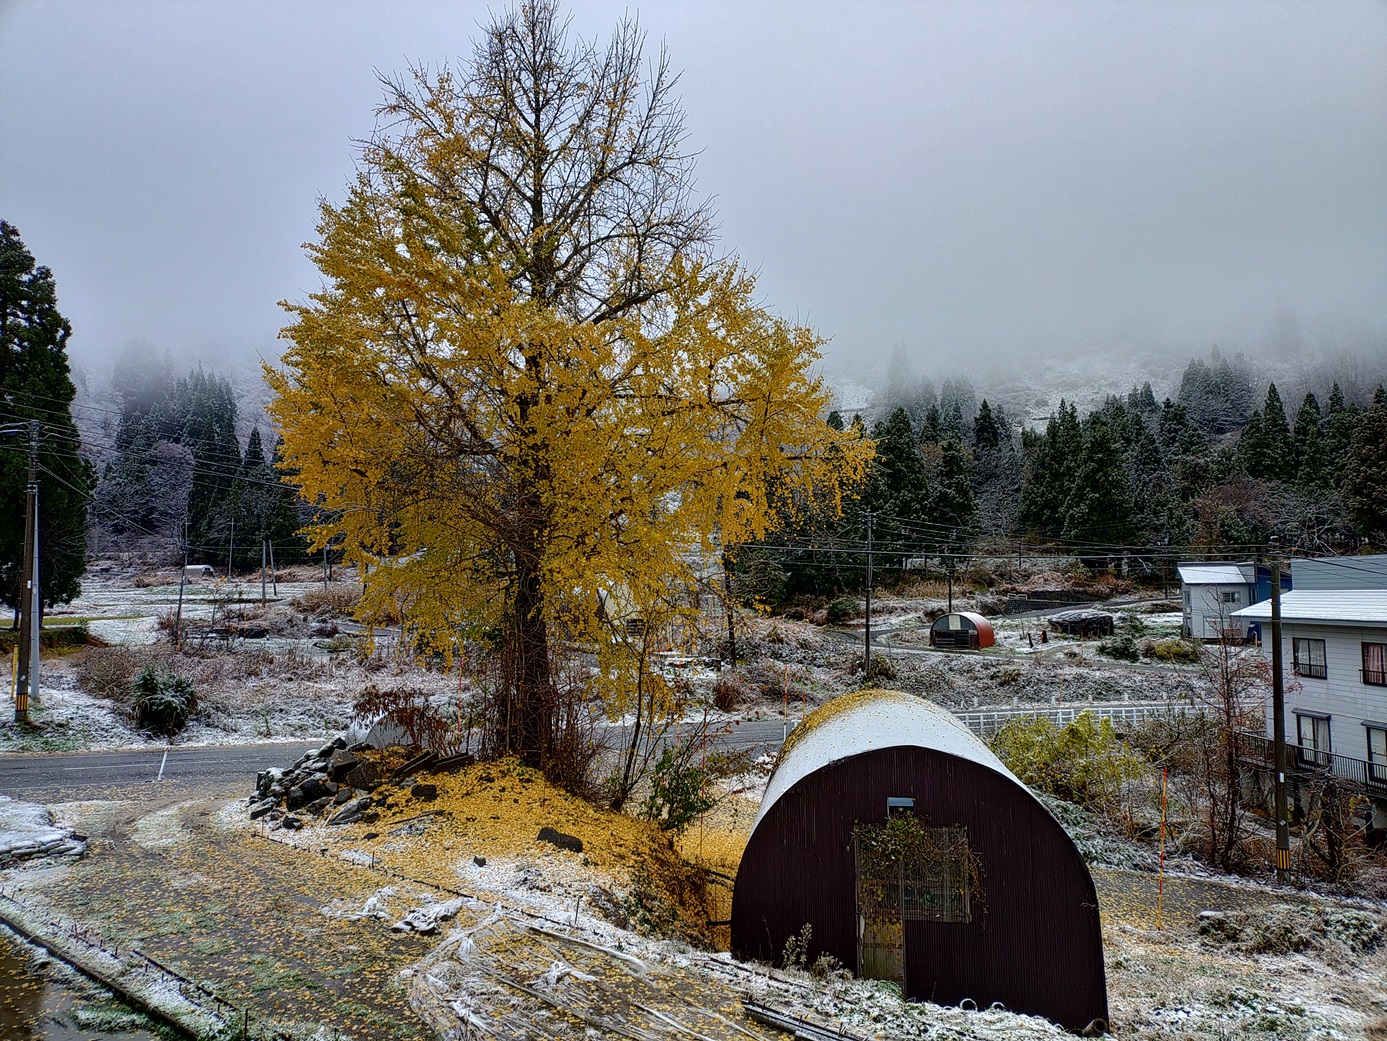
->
xmin=730 ymin=747 xmax=1108 ymax=1032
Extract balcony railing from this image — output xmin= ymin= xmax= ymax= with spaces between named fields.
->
xmin=1362 ymin=668 xmax=1387 ymax=687
xmin=1235 ymin=731 xmax=1387 ymax=795
xmin=1293 ymin=661 xmax=1327 ymax=680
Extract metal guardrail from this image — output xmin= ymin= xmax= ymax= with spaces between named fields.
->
xmin=1234 ymin=731 xmax=1387 ymax=795
xmin=954 ymin=700 xmax=1185 ymax=739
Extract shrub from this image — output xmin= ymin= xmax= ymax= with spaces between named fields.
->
xmin=711 ymin=671 xmax=754 ymax=711
xmin=1098 ymin=631 xmax=1140 ymax=661
xmin=825 ymin=597 xmax=860 ymax=624
xmin=864 ymin=652 xmax=896 ymax=681
xmin=290 ymin=583 xmax=362 ymax=619
xmin=992 ymin=712 xmax=1146 ymax=813
xmin=79 ymin=647 xmax=154 ymax=701
xmin=641 ymin=742 xmax=717 ymax=834
xmin=1149 ymin=638 xmax=1199 ymax=663
xmin=131 ymin=667 xmax=197 ymax=735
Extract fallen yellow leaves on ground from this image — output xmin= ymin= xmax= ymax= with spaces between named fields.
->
xmin=331 ymin=754 xmax=715 ymax=940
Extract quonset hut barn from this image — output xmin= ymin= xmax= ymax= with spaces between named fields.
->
xmin=731 ymin=690 xmax=1108 ymax=1034
xmin=928 ymin=611 xmax=996 ymax=650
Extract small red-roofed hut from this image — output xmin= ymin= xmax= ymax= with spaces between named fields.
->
xmin=928 ymin=611 xmax=995 ymax=649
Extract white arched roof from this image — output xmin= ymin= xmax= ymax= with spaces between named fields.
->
xmin=754 ymin=689 xmax=1031 ymax=829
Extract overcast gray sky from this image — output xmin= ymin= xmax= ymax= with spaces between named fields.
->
xmin=2 ymin=0 xmax=1384 ymax=382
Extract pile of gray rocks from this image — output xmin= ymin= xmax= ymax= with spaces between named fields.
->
xmin=248 ymin=737 xmax=393 ymax=832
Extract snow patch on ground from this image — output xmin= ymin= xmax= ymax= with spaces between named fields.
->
xmin=0 ymin=796 xmax=87 ymax=863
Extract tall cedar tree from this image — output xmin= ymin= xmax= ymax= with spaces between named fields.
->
xmin=864 ymin=407 xmax=933 ymax=573
xmin=1344 ymin=387 xmax=1387 ymax=542
xmin=270 ymin=2 xmax=869 ymax=770
xmin=0 ymin=221 xmax=91 ymax=613
xmin=1292 ymin=392 xmax=1329 ymax=488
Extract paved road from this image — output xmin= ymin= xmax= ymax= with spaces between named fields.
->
xmin=0 ymin=741 xmax=323 ymax=799
xmin=0 ymin=719 xmax=797 ymax=801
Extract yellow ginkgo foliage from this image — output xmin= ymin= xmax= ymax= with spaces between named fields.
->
xmin=268 ymin=1 xmax=870 ymax=773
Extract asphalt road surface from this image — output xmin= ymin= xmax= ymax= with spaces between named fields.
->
xmin=0 ymin=718 xmax=796 ymax=801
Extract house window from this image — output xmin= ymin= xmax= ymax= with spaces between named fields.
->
xmin=1363 ymin=643 xmax=1387 ymax=687
xmin=1295 ymin=712 xmax=1331 ymax=768
xmin=1220 ymin=590 xmax=1241 ymax=604
xmin=1365 ymin=724 xmax=1387 ymax=786
xmin=1293 ymin=638 xmax=1327 ymax=680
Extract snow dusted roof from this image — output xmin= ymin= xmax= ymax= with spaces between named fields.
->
xmin=1233 ymin=590 xmax=1387 ymax=627
xmin=754 ymin=689 xmax=1030 ymax=829
xmin=1177 ymin=562 xmax=1255 ymax=586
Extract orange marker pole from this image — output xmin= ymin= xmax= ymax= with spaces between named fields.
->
xmin=1157 ymin=766 xmax=1167 ymax=929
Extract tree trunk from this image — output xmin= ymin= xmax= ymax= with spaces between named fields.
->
xmin=513 ymin=546 xmax=553 ymax=769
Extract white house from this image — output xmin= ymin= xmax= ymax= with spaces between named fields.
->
xmin=1177 ymin=562 xmax=1258 ymax=640
xmin=1233 ymin=555 xmax=1387 ymax=792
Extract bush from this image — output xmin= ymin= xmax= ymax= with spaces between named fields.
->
xmin=1098 ymin=631 xmax=1140 ymax=661
xmin=825 ymin=597 xmax=860 ymax=624
xmin=641 ymin=742 xmax=717 ymax=834
xmin=1148 ymin=638 xmax=1199 ymax=663
xmin=290 ymin=583 xmax=362 ymax=619
xmin=131 ymin=667 xmax=197 ymax=735
xmin=992 ymin=712 xmax=1146 ymax=812
xmin=711 ymin=671 xmax=754 ymax=711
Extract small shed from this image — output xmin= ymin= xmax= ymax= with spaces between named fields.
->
xmin=1047 ymin=609 xmax=1114 ymax=638
xmin=928 ymin=611 xmax=995 ymax=650
xmin=731 ymin=690 xmax=1109 ymax=1033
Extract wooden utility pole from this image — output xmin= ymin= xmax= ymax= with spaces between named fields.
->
xmin=174 ymin=519 xmax=188 ymax=650
xmin=15 ymin=421 xmax=40 ymax=723
xmin=1270 ymin=549 xmax=1291 ymax=882
xmin=864 ymin=511 xmax=874 ymax=675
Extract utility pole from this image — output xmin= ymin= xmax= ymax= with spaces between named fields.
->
xmin=174 ymin=519 xmax=188 ymax=651
xmin=268 ymin=540 xmax=277 ymax=597
xmin=15 ymin=421 xmax=40 ymax=723
xmin=864 ymin=511 xmax=874 ymax=677
xmin=260 ymin=539 xmax=267 ymax=604
xmin=1270 ymin=546 xmax=1291 ymax=883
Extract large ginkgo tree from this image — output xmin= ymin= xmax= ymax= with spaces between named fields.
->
xmin=270 ymin=1 xmax=869 ymax=773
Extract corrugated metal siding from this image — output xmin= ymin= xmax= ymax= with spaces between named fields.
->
xmin=1290 ymin=555 xmax=1387 ymax=591
xmin=731 ymin=746 xmax=1109 ymax=1033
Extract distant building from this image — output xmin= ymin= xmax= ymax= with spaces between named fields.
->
xmin=1177 ymin=561 xmax=1288 ymax=641
xmin=1233 ymin=555 xmax=1387 ymax=837
xmin=928 ymin=611 xmax=994 ymax=650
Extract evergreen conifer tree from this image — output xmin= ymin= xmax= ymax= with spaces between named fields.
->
xmin=1061 ymin=416 xmax=1134 ymax=546
xmin=1324 ymin=383 xmax=1360 ymax=486
xmin=972 ymin=399 xmax=1001 ymax=451
xmin=865 ymin=407 xmax=934 ymax=572
xmin=933 ymin=439 xmax=975 ymax=558
xmin=1259 ymin=383 xmax=1293 ymax=480
xmin=0 ymin=220 xmax=92 ymax=611
xmin=1343 ymin=389 xmax=1387 ymax=542
xmin=1292 ymin=392 xmax=1328 ymax=488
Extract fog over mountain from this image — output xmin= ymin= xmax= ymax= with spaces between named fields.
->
xmin=2 ymin=1 xmax=1384 ymax=393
